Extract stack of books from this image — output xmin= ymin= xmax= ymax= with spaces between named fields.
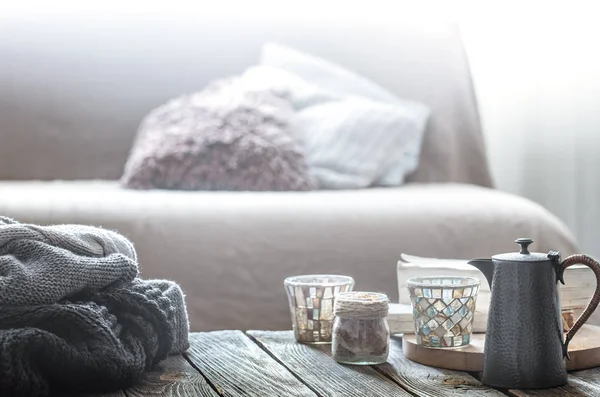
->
xmin=388 ymin=253 xmax=595 ymax=334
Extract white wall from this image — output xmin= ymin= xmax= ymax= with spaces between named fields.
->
xmin=457 ymin=4 xmax=600 ymax=257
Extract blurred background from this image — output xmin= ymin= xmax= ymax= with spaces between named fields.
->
xmin=1 ymin=0 xmax=598 ymax=330
xmin=458 ymin=2 xmax=600 ymax=259
xmin=2 ymin=0 xmax=597 ymax=256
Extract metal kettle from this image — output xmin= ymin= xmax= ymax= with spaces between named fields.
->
xmin=468 ymin=238 xmax=600 ymax=389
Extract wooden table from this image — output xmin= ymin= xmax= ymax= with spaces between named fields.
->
xmin=84 ymin=331 xmax=600 ymax=397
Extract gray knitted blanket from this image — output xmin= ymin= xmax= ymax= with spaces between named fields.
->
xmin=0 ymin=217 xmax=189 ymax=396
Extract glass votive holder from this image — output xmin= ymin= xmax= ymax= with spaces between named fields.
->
xmin=407 ymin=276 xmax=480 ymax=348
xmin=284 ymin=275 xmax=355 ymax=344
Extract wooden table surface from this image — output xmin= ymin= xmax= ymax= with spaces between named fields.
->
xmin=76 ymin=331 xmax=600 ymax=397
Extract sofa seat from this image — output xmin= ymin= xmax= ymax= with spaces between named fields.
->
xmin=0 ymin=180 xmax=578 ymax=331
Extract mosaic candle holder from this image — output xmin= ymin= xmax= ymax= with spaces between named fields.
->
xmin=407 ymin=276 xmax=480 ymax=347
xmin=284 ymin=275 xmax=355 ymax=344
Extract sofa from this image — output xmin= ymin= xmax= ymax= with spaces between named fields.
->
xmin=0 ymin=13 xmax=578 ymax=331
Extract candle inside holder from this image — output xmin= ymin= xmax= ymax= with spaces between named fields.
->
xmin=284 ymin=275 xmax=355 ymax=344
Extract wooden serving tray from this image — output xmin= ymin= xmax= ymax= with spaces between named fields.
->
xmin=402 ymin=324 xmax=600 ymax=372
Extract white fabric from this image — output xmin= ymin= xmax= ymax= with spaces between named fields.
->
xmin=239 ymin=65 xmax=336 ymax=110
xmin=291 ymin=97 xmax=427 ymax=188
xmin=0 ymin=180 xmax=579 ymax=332
xmin=257 ymin=43 xmax=431 ymax=188
xmin=243 ymin=63 xmax=430 ymax=189
xmin=241 ymin=64 xmax=430 ymax=188
xmin=260 ymin=43 xmax=422 ymax=108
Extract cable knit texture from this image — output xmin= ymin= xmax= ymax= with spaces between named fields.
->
xmin=0 ymin=217 xmax=190 ymax=397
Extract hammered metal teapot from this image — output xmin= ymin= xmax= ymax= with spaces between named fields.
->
xmin=468 ymin=238 xmax=600 ymax=389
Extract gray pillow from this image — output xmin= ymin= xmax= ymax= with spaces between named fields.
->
xmin=121 ymin=78 xmax=315 ymax=191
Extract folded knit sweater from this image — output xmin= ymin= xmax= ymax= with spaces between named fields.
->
xmin=0 ymin=217 xmax=190 ymax=396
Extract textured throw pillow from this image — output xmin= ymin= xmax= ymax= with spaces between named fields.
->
xmin=121 ymin=78 xmax=314 ymax=191
xmin=258 ymin=43 xmax=431 ymax=187
xmin=291 ymin=96 xmax=428 ymax=189
xmin=235 ymin=45 xmax=430 ymax=189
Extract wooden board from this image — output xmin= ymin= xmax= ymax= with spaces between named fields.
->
xmin=67 ymin=331 xmax=600 ymax=396
xmin=402 ymin=324 xmax=600 ymax=372
xmin=375 ymin=336 xmax=506 ymax=396
xmin=185 ymin=331 xmax=317 ymax=397
xmin=125 ymin=354 xmax=218 ymax=397
xmin=248 ymin=330 xmax=411 ymax=397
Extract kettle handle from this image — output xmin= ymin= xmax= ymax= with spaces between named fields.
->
xmin=560 ymin=254 xmax=600 ymax=357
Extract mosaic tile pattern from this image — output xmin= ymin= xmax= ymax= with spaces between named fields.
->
xmin=408 ymin=277 xmax=480 ymax=347
xmin=285 ymin=276 xmax=354 ymax=343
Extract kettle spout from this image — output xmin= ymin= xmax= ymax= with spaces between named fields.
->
xmin=467 ymin=258 xmax=495 ymax=291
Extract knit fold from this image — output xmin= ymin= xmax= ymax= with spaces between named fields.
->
xmin=0 ymin=217 xmax=190 ymax=397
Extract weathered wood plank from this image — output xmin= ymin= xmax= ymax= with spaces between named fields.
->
xmin=505 ymin=366 xmax=600 ymax=396
xmin=93 ymin=393 xmax=126 ymax=397
xmin=570 ymin=365 xmax=600 ymax=387
xmin=124 ymin=354 xmax=218 ymax=397
xmin=507 ymin=375 xmax=600 ymax=396
xmin=248 ymin=330 xmax=411 ymax=397
xmin=374 ymin=336 xmax=505 ymax=396
xmin=506 ymin=369 xmax=600 ymax=396
xmin=54 ymin=391 xmax=126 ymax=397
xmin=186 ymin=331 xmax=317 ymax=397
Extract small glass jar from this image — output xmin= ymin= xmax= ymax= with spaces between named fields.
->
xmin=331 ymin=291 xmax=390 ymax=365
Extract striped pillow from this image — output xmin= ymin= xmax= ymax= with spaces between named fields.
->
xmin=292 ymin=96 xmax=429 ymax=189
xmin=258 ymin=43 xmax=431 ymax=189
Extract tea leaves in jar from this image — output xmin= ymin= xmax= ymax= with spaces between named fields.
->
xmin=332 ymin=292 xmax=390 ymax=365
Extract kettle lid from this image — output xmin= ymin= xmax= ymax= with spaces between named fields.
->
xmin=492 ymin=238 xmax=550 ymax=262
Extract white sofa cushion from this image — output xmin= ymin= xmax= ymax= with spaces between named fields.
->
xmin=0 ymin=180 xmax=579 ymax=332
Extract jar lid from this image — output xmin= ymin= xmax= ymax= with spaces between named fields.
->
xmin=334 ymin=291 xmax=389 ymax=319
